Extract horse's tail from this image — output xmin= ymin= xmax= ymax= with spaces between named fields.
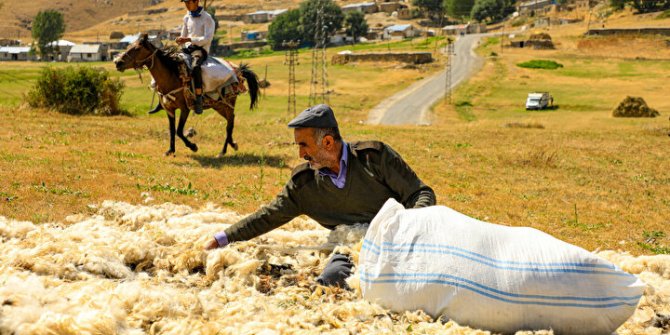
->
xmin=239 ymin=63 xmax=259 ymax=110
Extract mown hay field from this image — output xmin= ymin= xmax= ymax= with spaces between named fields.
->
xmin=0 ymin=33 xmax=669 ymax=334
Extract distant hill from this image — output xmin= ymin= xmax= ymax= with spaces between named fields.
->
xmin=0 ymin=0 xmax=162 ymax=41
xmin=0 ymin=0 xmax=301 ymax=43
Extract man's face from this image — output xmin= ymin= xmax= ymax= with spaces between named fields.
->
xmin=294 ymin=128 xmax=329 ymax=170
xmin=184 ymin=0 xmax=199 ymax=11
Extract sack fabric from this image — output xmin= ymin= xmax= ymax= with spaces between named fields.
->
xmin=359 ymin=199 xmax=645 ymax=335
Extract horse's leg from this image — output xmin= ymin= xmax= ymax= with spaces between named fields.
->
xmin=166 ymin=109 xmax=176 ymax=156
xmin=215 ymin=96 xmax=238 ymax=158
xmin=176 ymin=108 xmax=198 ymax=152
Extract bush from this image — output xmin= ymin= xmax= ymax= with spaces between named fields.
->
xmin=26 ymin=66 xmax=126 ymax=115
xmin=517 ymin=60 xmax=564 ymax=70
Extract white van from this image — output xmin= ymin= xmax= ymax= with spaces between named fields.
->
xmin=526 ymin=92 xmax=552 ymax=110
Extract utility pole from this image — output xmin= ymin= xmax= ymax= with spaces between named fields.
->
xmin=445 ymin=37 xmax=454 ymax=104
xmin=501 ymin=24 xmax=504 ymax=55
xmin=309 ymin=0 xmax=329 ymax=106
xmin=283 ymin=40 xmax=299 ymax=115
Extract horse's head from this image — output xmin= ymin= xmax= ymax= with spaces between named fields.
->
xmin=113 ymin=34 xmax=157 ymax=72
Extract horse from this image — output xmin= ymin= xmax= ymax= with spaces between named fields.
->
xmin=113 ymin=34 xmax=259 ymax=157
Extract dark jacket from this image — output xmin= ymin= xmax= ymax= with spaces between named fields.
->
xmin=224 ymin=140 xmax=436 ymax=243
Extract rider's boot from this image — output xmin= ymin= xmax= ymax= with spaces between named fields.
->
xmin=194 ymin=95 xmax=203 ymax=115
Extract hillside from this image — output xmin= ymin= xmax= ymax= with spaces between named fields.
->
xmin=0 ymin=0 xmax=162 ymax=41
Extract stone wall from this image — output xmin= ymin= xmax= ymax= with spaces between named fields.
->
xmin=331 ymin=52 xmax=433 ymax=65
xmin=586 ymin=28 xmax=670 ymax=37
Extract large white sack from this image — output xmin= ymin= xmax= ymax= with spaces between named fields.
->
xmin=359 ymin=199 xmax=645 ymax=335
xmin=201 ymin=57 xmax=236 ymax=93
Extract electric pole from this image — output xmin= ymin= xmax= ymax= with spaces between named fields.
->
xmin=445 ymin=37 xmax=454 ymax=104
xmin=309 ymin=0 xmax=329 ymax=106
xmin=283 ymin=40 xmax=300 ymax=115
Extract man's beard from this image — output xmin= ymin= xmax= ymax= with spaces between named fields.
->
xmin=305 ymin=150 xmax=331 ymax=171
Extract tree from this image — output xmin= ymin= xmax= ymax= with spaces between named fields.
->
xmin=299 ymin=0 xmax=344 ymax=45
xmin=344 ymin=11 xmax=368 ymax=42
xmin=412 ymin=0 xmax=444 ymax=21
xmin=31 ymin=10 xmax=65 ymax=61
xmin=471 ymin=0 xmax=515 ymax=23
xmin=268 ymin=9 xmax=302 ymax=50
xmin=444 ymin=0 xmax=475 ymax=21
xmin=628 ymin=0 xmax=670 ymax=13
xmin=205 ymin=6 xmax=221 ymax=54
xmin=609 ymin=0 xmax=626 ymax=10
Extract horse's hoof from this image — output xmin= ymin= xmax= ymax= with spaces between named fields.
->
xmin=216 ymin=152 xmax=225 ymax=158
xmin=165 ymin=150 xmax=175 ymax=157
xmin=231 ymin=143 xmax=239 ymax=151
xmin=189 ymin=143 xmax=198 ymax=152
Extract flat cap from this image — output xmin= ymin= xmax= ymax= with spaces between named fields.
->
xmin=288 ymin=104 xmax=339 ymax=128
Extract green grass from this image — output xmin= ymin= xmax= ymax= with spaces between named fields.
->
xmin=517 ymin=59 xmax=564 ymax=70
xmin=656 ymin=9 xmax=670 ymax=19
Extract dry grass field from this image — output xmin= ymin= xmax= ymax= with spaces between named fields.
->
xmin=1 ymin=9 xmax=669 ymax=335
xmin=1 ymin=17 xmax=669 ymax=256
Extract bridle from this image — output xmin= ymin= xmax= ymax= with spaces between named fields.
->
xmin=120 ymin=47 xmax=158 ymax=70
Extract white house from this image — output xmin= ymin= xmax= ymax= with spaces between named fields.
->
xmin=518 ymin=0 xmax=555 ymax=15
xmin=0 ymin=46 xmax=34 ymax=61
xmin=68 ymin=44 xmax=108 ymax=62
xmin=244 ymin=9 xmax=288 ymax=23
xmin=45 ymin=39 xmax=76 ymax=61
xmin=383 ymin=24 xmax=416 ymax=40
xmin=342 ymin=2 xmax=377 ymax=14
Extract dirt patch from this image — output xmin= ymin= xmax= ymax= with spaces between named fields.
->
xmin=577 ymin=36 xmax=670 ymax=59
xmin=612 ymin=96 xmax=660 ymax=118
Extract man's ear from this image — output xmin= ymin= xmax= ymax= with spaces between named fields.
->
xmin=322 ymin=135 xmax=335 ymax=149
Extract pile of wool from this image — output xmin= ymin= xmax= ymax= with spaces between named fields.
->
xmin=0 ymin=202 xmax=669 ymax=335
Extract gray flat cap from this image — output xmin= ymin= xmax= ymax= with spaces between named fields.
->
xmin=288 ymin=104 xmax=339 ymax=128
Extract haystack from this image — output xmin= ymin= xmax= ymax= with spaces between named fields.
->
xmin=612 ymin=96 xmax=660 ymax=118
xmin=526 ymin=33 xmax=555 ymax=49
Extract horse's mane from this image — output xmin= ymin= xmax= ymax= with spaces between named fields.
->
xmin=155 ymin=45 xmax=183 ymax=74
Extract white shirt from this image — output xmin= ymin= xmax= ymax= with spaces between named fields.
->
xmin=181 ymin=9 xmax=215 ymax=53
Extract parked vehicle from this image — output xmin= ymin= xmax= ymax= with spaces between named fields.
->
xmin=526 ymin=92 xmax=552 ymax=110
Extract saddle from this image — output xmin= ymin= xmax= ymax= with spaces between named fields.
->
xmin=159 ymin=54 xmax=247 ymax=112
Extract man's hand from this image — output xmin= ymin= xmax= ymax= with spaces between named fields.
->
xmin=204 ymin=238 xmax=219 ymax=250
xmin=176 ymin=37 xmax=191 ymax=45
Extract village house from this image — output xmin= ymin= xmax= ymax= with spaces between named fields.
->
xmin=45 ymin=40 xmax=75 ymax=61
xmin=241 ymin=31 xmax=268 ymax=41
xmin=0 ymin=46 xmax=34 ymax=61
xmin=518 ymin=0 xmax=555 ymax=15
xmin=383 ymin=24 xmax=416 ymax=40
xmin=442 ymin=22 xmax=487 ymax=35
xmin=341 ymin=2 xmax=378 ymax=14
xmin=68 ymin=44 xmax=109 ymax=62
xmin=378 ymin=2 xmax=406 ymax=14
xmin=243 ymin=9 xmax=287 ymax=24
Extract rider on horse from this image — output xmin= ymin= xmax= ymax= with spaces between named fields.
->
xmin=149 ymin=0 xmax=215 ymax=115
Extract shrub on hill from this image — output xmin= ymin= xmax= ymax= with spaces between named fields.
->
xmin=517 ymin=60 xmax=564 ymax=69
xmin=612 ymin=96 xmax=660 ymax=118
xmin=26 ymin=66 xmax=126 ymax=116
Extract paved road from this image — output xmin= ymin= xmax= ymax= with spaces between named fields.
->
xmin=367 ymin=34 xmax=487 ymax=126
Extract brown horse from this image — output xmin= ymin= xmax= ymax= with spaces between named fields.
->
xmin=114 ymin=34 xmax=259 ymax=157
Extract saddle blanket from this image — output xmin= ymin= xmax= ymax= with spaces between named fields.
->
xmin=203 ymin=57 xmax=237 ymax=93
xmin=177 ymin=54 xmax=237 ymax=93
